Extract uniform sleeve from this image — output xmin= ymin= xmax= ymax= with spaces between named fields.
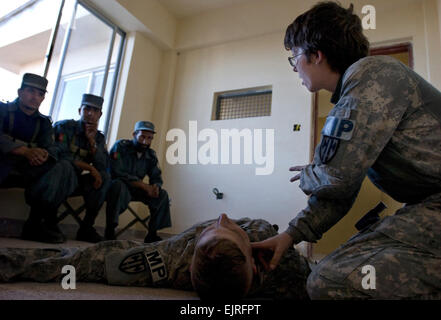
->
xmin=109 ymin=142 xmax=141 ymax=183
xmin=0 ymin=104 xmax=26 ymax=154
xmin=146 ymin=150 xmax=163 ymax=187
xmin=286 ymin=59 xmax=413 ymax=243
xmin=52 ymin=122 xmax=75 ymax=162
xmin=92 ymin=136 xmax=109 ymax=174
xmin=37 ymin=117 xmax=58 ymax=160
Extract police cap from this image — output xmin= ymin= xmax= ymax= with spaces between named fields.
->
xmin=21 ymin=73 xmax=48 ymax=92
xmin=81 ymin=94 xmax=104 ymax=109
xmin=134 ymin=121 xmax=156 ymax=133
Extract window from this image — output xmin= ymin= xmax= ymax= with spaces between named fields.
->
xmin=213 ymin=86 xmax=272 ymax=120
xmin=0 ymin=0 xmax=125 ymax=136
xmin=0 ymin=0 xmax=35 ymax=21
xmin=53 ymin=67 xmax=115 ymax=132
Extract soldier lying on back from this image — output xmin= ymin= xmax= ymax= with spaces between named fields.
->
xmin=0 ymin=213 xmax=311 ymax=300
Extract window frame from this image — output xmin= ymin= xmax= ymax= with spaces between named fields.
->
xmin=52 ymin=65 xmax=116 ymax=130
xmin=212 ymin=86 xmax=273 ymax=121
xmin=47 ymin=0 xmax=126 ymax=138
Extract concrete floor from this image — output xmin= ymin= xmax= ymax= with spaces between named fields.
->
xmin=0 ymin=237 xmax=199 ymax=300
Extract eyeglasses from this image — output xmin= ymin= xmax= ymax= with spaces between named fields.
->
xmin=288 ymin=52 xmax=304 ymax=68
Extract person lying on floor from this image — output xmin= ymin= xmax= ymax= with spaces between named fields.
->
xmin=0 ymin=213 xmax=311 ymax=300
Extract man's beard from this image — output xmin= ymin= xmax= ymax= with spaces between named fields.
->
xmin=133 ymin=139 xmax=149 ymax=152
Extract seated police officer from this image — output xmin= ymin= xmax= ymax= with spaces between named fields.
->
xmin=105 ymin=121 xmax=171 ymax=243
xmin=0 ymin=73 xmax=74 ymax=243
xmin=52 ymin=94 xmax=110 ymax=243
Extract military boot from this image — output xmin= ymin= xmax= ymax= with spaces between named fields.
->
xmin=104 ymin=225 xmax=116 ymax=240
xmin=76 ymin=224 xmax=104 ymax=243
xmin=21 ymin=208 xmax=65 ymax=243
xmin=144 ymin=229 xmax=162 ymax=243
xmin=43 ymin=207 xmax=67 ymax=243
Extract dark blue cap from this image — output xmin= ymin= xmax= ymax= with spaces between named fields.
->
xmin=134 ymin=121 xmax=156 ymax=133
xmin=21 ymin=73 xmax=48 ymax=92
xmin=81 ymin=94 xmax=104 ymax=109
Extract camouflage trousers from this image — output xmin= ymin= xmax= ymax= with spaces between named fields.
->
xmin=0 ymin=240 xmax=142 ymax=284
xmin=307 ymin=193 xmax=441 ymax=299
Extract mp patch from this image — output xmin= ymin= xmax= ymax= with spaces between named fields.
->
xmin=319 ymin=136 xmax=340 ymax=164
xmin=321 ymin=116 xmax=355 ymax=141
xmin=119 ymin=252 xmax=146 ymax=274
xmin=145 ymin=250 xmax=168 ymax=283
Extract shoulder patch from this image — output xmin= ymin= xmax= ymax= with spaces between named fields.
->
xmin=119 ymin=252 xmax=146 ymax=274
xmin=319 ymin=136 xmax=340 ymax=164
xmin=321 ymin=116 xmax=355 ymax=141
xmin=118 ymin=250 xmax=168 ymax=284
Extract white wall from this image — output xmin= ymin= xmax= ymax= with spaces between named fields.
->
xmin=163 ymin=33 xmax=311 ymax=233
xmin=161 ymin=0 xmax=441 ymax=238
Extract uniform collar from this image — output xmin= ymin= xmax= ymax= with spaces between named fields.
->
xmin=330 ymin=75 xmax=343 ymax=104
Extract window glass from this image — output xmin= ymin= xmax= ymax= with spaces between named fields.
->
xmin=55 ymin=75 xmax=89 ymax=122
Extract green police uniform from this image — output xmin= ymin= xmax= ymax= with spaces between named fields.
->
xmin=285 ymin=56 xmax=441 ymax=299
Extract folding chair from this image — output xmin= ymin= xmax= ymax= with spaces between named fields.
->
xmin=115 ymin=202 xmax=150 ymax=238
xmin=56 ymin=198 xmax=85 ymax=225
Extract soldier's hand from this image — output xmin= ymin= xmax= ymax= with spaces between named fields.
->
xmin=85 ymin=122 xmax=98 ymax=143
xmin=289 ymin=165 xmax=307 ymax=182
xmin=90 ymin=167 xmax=102 ymax=189
xmin=251 ymin=232 xmax=294 ymax=271
xmin=25 ymin=148 xmax=49 ymax=166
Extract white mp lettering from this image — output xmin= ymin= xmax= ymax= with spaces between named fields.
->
xmin=61 ymin=265 xmax=76 ymax=290
xmin=361 ymin=264 xmax=376 ymax=290
xmin=361 ymin=5 xmax=376 ymax=30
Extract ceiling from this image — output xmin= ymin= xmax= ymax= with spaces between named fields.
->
xmin=157 ymin=0 xmax=257 ymax=18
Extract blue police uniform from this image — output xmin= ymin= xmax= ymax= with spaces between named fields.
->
xmin=106 ymin=138 xmax=171 ymax=241
xmin=52 ymin=118 xmax=111 ymax=241
xmin=1 ymin=73 xmax=77 ymax=243
xmin=0 ymin=99 xmax=55 ymax=184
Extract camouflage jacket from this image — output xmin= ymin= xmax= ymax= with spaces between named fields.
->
xmin=286 ymin=56 xmax=441 ymax=246
xmin=105 ymin=218 xmax=310 ymax=299
xmin=0 ymin=218 xmax=310 ymax=299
